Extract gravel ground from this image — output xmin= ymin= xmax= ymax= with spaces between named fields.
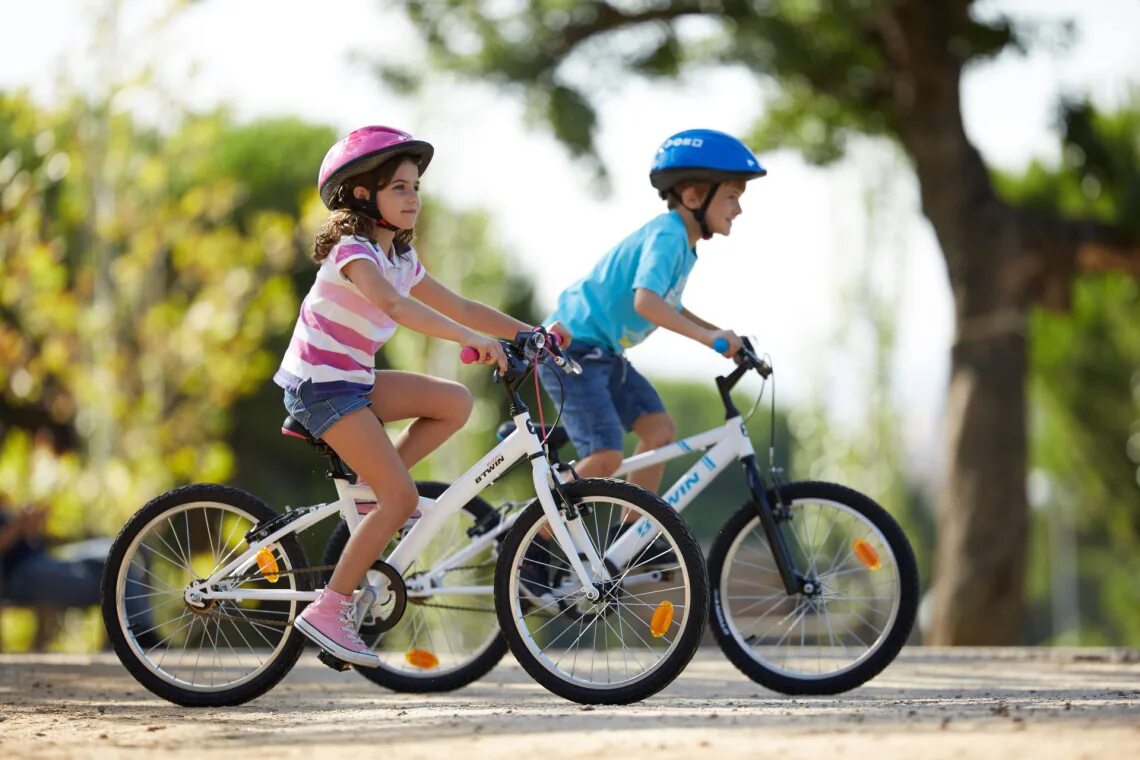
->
xmin=2 ymin=647 xmax=1138 ymax=759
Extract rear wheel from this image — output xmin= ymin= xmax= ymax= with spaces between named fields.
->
xmin=322 ymin=481 xmax=508 ymax=692
xmin=101 ymin=484 xmax=310 ymax=706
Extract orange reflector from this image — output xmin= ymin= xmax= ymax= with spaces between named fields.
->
xmin=406 ymin=649 xmax=439 ymax=669
xmin=255 ymin=548 xmax=280 ymax=583
xmin=853 ymin=539 xmax=881 ymax=570
xmin=649 ymin=600 xmax=674 ymax=638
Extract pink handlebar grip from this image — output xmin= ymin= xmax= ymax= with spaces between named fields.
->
xmin=459 ymin=346 xmax=479 ymax=364
xmin=548 ymin=330 xmax=562 ymax=347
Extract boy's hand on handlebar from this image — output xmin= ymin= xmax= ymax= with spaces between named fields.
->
xmin=463 ymin=332 xmax=508 ymax=373
xmin=706 ymin=329 xmax=742 ymax=357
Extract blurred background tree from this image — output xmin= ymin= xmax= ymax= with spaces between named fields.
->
xmin=996 ymin=100 xmax=1140 ymax=644
xmin=390 ymin=0 xmax=1140 ymax=645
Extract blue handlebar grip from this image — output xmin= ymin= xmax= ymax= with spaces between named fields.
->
xmin=712 ymin=337 xmax=729 ymax=354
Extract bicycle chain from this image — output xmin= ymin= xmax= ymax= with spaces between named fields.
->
xmin=187 ymin=562 xmax=497 ymax=629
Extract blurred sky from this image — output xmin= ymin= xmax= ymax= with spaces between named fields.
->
xmin=2 ymin=0 xmax=1138 ymax=478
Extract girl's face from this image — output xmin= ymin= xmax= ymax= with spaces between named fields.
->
xmin=355 ymin=159 xmax=421 ymax=229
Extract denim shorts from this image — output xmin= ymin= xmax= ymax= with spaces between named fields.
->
xmin=536 ymin=342 xmax=665 ymax=458
xmin=283 ymin=379 xmax=373 ymax=439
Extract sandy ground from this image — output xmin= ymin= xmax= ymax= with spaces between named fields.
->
xmin=1 ymin=647 xmax=1138 ymax=759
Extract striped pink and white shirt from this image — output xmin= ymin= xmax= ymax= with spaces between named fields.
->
xmin=274 ymin=235 xmax=426 ymax=399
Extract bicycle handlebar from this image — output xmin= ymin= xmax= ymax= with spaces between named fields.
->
xmin=712 ymin=336 xmax=772 ymax=379
xmin=459 ymin=328 xmax=581 ymax=376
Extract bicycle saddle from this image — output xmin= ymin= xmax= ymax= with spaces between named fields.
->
xmin=280 ymin=415 xmax=320 ymax=444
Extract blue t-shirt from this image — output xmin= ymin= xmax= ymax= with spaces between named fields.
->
xmin=549 ymin=211 xmax=695 ymax=353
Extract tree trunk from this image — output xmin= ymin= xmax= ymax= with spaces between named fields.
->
xmin=930 ymin=327 xmax=1029 ymax=643
xmin=890 ymin=0 xmax=1033 ymax=643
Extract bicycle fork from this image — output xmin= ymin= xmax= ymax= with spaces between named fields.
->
xmin=531 ymin=459 xmax=604 ymax=601
xmin=742 ymin=455 xmax=807 ymax=596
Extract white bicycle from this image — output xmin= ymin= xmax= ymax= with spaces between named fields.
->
xmin=100 ymin=330 xmax=709 ymax=706
xmin=370 ymin=336 xmax=919 ymax=695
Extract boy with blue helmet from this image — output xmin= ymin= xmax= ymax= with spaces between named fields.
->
xmin=537 ymin=128 xmax=766 ymax=492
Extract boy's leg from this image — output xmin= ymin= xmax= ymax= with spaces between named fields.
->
xmin=614 ymin=358 xmax=672 ymax=497
xmin=367 ymin=370 xmax=474 ymax=469
xmin=537 ymin=347 xmax=625 ymax=475
xmin=628 ymin=412 xmax=676 ymax=493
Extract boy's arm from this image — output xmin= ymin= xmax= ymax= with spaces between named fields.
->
xmin=679 ymin=306 xmax=720 ymax=331
xmin=634 ymin=289 xmax=741 ymax=355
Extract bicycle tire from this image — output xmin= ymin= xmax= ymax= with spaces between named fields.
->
xmin=101 ymin=484 xmax=311 ymax=706
xmin=708 ymin=480 xmax=918 ymax=694
xmin=495 ymin=478 xmax=708 ymax=705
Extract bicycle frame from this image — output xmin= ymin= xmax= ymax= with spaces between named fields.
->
xmin=591 ymin=357 xmax=805 ymax=595
xmin=185 ymin=410 xmax=604 ymax=608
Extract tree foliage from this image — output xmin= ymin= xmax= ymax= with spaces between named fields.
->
xmin=998 ymin=102 xmax=1140 ymax=643
xmin=0 ymin=92 xmax=310 ymax=538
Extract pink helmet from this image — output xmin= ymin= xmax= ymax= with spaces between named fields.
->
xmin=317 ymin=126 xmax=434 ymax=209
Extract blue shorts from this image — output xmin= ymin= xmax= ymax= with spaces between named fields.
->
xmin=283 ymin=379 xmax=372 ymax=439
xmin=536 ymin=343 xmax=665 ymax=458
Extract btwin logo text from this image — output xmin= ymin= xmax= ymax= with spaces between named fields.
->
xmin=475 ymin=454 xmax=505 ymax=484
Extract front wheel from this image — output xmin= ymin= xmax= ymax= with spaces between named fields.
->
xmin=495 ymin=478 xmax=708 ymax=705
xmin=707 ymin=480 xmax=918 ymax=695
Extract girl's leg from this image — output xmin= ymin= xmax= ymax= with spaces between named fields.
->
xmin=321 ymin=407 xmax=419 ymax=595
xmin=367 ymin=371 xmax=474 ymax=468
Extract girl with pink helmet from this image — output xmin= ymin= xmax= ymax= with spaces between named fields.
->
xmin=275 ymin=125 xmax=570 ymax=666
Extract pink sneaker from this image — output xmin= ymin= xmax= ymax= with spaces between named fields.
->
xmin=294 ymin=587 xmax=380 ymax=668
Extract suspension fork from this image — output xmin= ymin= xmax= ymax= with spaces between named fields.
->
xmin=741 ymin=455 xmax=804 ymax=595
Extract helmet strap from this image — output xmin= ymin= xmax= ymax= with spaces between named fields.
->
xmin=694 ymin=182 xmax=720 ymax=240
xmin=345 ymin=168 xmax=400 ymax=230
xmin=671 ymin=182 xmax=720 ymax=241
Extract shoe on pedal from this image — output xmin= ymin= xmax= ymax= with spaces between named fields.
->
xmin=519 ymin=535 xmax=554 ymax=608
xmin=294 ymin=586 xmax=381 ymax=668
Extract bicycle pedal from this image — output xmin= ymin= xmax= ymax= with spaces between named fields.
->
xmin=316 ymin=649 xmax=352 ymax=672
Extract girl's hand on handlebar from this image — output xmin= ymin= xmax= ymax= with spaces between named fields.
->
xmin=546 ymin=321 xmax=572 ymax=349
xmin=462 ymin=332 xmax=508 ymax=373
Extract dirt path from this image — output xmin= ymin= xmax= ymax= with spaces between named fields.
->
xmin=2 ymin=648 xmax=1138 ymax=759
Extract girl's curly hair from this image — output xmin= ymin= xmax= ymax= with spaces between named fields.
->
xmin=313 ymin=155 xmax=416 ymax=262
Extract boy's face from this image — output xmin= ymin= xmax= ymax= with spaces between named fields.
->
xmin=701 ymin=180 xmax=747 ymax=237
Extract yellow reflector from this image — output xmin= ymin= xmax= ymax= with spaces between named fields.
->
xmin=853 ymin=539 xmax=881 ymax=570
xmin=255 ymin=547 xmax=280 ymax=583
xmin=406 ymin=649 xmax=439 ymax=669
xmin=649 ymin=600 xmax=674 ymax=638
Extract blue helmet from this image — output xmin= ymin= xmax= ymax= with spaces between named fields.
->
xmin=649 ymin=129 xmax=766 ymax=197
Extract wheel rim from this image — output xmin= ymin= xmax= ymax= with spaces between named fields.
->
xmin=115 ymin=501 xmax=298 ymax=692
xmin=719 ymin=497 xmax=902 ymax=680
xmin=507 ymin=495 xmax=692 ymax=689
xmin=359 ymin=511 xmax=501 ymax=678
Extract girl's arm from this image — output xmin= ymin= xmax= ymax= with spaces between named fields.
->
xmin=344 ymin=260 xmax=507 ymax=369
xmin=411 ymin=273 xmax=530 ymax=338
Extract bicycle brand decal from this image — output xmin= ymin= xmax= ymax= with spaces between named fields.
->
xmin=475 ymin=453 xmax=506 ymax=484
xmin=666 ymin=472 xmax=701 ymax=506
